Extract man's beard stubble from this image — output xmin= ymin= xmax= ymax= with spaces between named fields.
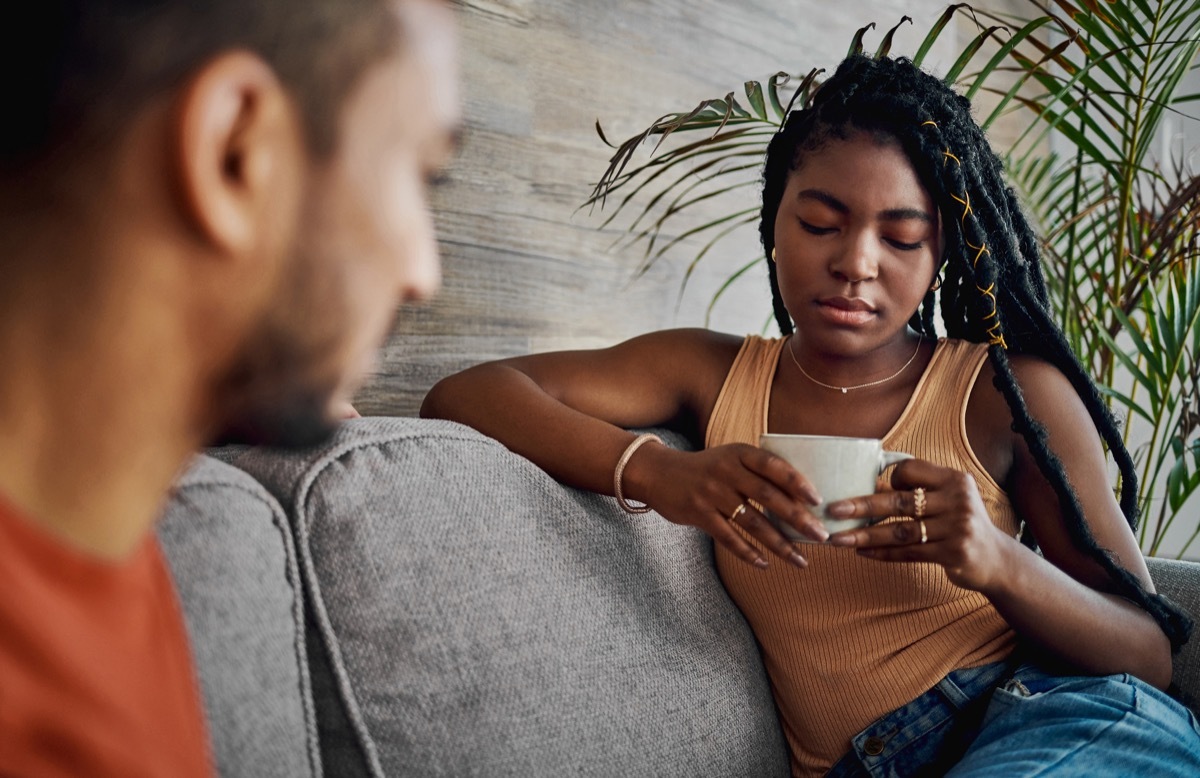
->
xmin=209 ymin=385 xmax=338 ymax=448
xmin=207 ymin=247 xmax=348 ymax=450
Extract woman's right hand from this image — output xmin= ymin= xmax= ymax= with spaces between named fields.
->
xmin=624 ymin=442 xmax=827 ymax=569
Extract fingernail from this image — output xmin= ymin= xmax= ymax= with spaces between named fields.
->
xmin=753 ymin=556 xmax=769 ymax=569
xmin=804 ymin=487 xmax=822 ymax=505
xmin=828 ymin=533 xmax=857 ymax=547
xmin=826 ymin=501 xmax=853 ymax=518
xmin=789 ymin=551 xmax=808 ymax=568
xmin=810 ymin=526 xmax=830 ymax=543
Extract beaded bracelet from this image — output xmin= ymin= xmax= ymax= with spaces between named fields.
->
xmin=613 ymin=433 xmax=662 ymax=514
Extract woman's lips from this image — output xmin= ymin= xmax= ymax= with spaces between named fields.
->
xmin=815 ymin=297 xmax=876 ymax=326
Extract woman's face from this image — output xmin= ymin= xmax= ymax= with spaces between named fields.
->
xmin=773 ymin=131 xmax=941 ymax=357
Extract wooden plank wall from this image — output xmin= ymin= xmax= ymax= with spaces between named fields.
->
xmin=355 ymin=0 xmax=977 ymax=416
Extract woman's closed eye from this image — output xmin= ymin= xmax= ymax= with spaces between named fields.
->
xmin=800 ymin=219 xmax=925 ymax=252
xmin=798 ymin=218 xmax=836 ymax=236
xmin=886 ymin=237 xmax=925 ymax=251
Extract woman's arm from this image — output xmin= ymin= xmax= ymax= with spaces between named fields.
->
xmin=823 ymin=355 xmax=1172 ymax=688
xmin=421 ymin=328 xmax=827 ymax=568
xmin=984 ymin=356 xmax=1171 ymax=687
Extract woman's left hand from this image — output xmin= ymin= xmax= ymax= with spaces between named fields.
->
xmin=824 ymin=458 xmax=1015 ymax=593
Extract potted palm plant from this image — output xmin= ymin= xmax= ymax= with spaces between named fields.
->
xmin=585 ymin=1 xmax=1200 ymax=557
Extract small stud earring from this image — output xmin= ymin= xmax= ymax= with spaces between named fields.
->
xmin=930 ymin=272 xmax=943 ymax=292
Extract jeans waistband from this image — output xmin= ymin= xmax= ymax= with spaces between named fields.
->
xmin=827 ymin=660 xmax=1014 ymax=778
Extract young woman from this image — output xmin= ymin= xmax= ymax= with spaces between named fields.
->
xmin=422 ymin=55 xmax=1200 ymax=776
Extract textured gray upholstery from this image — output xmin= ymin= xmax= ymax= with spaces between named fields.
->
xmin=1147 ymin=557 xmax=1200 ymax=712
xmin=159 ymin=420 xmax=1200 ymax=777
xmin=227 ymin=417 xmax=789 ymax=778
xmin=158 ymin=455 xmax=319 ymax=778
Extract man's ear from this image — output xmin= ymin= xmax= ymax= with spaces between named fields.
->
xmin=172 ymin=51 xmax=304 ymax=258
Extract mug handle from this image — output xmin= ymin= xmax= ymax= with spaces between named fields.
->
xmin=877 ymin=450 xmax=913 ymax=473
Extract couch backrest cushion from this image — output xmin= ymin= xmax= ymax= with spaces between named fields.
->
xmin=227 ymin=417 xmax=789 ymax=778
xmin=159 ymin=455 xmax=319 ymax=778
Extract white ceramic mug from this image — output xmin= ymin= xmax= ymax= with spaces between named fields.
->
xmin=759 ymin=433 xmax=912 ymax=541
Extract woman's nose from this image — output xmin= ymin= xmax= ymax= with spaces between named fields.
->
xmin=828 ymin=231 xmax=879 ymax=284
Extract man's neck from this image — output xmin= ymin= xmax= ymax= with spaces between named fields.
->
xmin=0 ymin=273 xmax=210 ymax=561
xmin=0 ymin=418 xmax=196 ymax=561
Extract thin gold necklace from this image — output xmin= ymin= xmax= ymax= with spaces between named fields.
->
xmin=787 ymin=336 xmax=923 ymax=394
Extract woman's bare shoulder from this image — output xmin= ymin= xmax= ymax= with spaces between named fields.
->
xmin=968 ymin=351 xmax=1079 ymax=424
xmin=604 ymin=327 xmax=749 ymax=397
xmin=995 ymin=352 xmax=1083 ymax=414
xmin=618 ymin=327 xmax=746 ymax=362
xmin=487 ymin=328 xmax=750 ymax=428
xmin=964 ymin=349 xmax=1077 ymax=482
xmin=967 ymin=350 xmax=1106 ymax=484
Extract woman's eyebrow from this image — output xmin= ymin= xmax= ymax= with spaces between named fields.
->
xmin=796 ymin=188 xmax=848 ymax=213
xmin=879 ymin=207 xmax=934 ymax=223
xmin=796 ymin=189 xmax=933 ymax=224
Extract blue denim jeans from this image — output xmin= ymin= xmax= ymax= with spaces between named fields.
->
xmin=827 ymin=660 xmax=1200 ymax=777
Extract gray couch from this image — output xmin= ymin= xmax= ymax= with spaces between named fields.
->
xmin=157 ymin=417 xmax=1200 ymax=777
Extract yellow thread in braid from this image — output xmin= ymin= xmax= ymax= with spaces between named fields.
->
xmin=920 ymin=122 xmax=960 ymax=167
xmin=976 ymin=282 xmax=998 ymax=315
xmin=920 ymin=120 xmax=1008 ymax=350
xmin=979 ymin=284 xmax=1007 ymax=347
xmin=965 ymin=239 xmax=990 ymax=268
xmin=950 ymin=191 xmax=973 ymax=224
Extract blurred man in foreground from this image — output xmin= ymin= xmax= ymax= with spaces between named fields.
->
xmin=0 ymin=1 xmax=459 ymax=774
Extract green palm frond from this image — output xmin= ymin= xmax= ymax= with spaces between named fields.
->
xmin=1097 ymin=257 xmax=1200 ymax=554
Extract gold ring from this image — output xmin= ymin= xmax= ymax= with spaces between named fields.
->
xmin=919 ymin=520 xmax=928 ymax=544
xmin=913 ymin=487 xmax=926 ymax=519
xmin=729 ymin=503 xmax=748 ymax=522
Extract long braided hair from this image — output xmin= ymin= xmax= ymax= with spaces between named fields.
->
xmin=760 ymin=54 xmax=1192 ymax=651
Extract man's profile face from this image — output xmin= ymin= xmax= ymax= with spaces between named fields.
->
xmin=215 ymin=0 xmax=460 ymax=447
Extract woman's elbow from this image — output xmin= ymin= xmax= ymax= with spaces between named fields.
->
xmin=1131 ymin=620 xmax=1176 ymax=691
xmin=420 ymin=373 xmax=466 ymax=420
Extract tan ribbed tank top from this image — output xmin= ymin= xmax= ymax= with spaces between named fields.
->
xmin=707 ymin=337 xmax=1018 ymax=777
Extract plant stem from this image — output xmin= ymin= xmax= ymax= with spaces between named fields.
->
xmin=1111 ymin=5 xmax=1165 ymax=380
xmin=1139 ymin=364 xmax=1168 ymax=552
xmin=1062 ymin=94 xmax=1087 ymax=352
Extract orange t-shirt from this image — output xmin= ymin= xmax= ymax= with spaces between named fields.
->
xmin=0 ymin=495 xmax=213 ymax=778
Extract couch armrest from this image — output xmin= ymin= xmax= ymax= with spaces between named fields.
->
xmin=160 ymin=455 xmax=319 ymax=778
xmin=1146 ymin=557 xmax=1200 ymax=712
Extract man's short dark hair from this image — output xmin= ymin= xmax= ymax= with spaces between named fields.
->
xmin=2 ymin=0 xmax=401 ymax=171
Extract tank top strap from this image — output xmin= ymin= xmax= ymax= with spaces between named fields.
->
xmin=887 ymin=339 xmax=1007 ymax=506
xmin=705 ymin=335 xmax=786 ymax=449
